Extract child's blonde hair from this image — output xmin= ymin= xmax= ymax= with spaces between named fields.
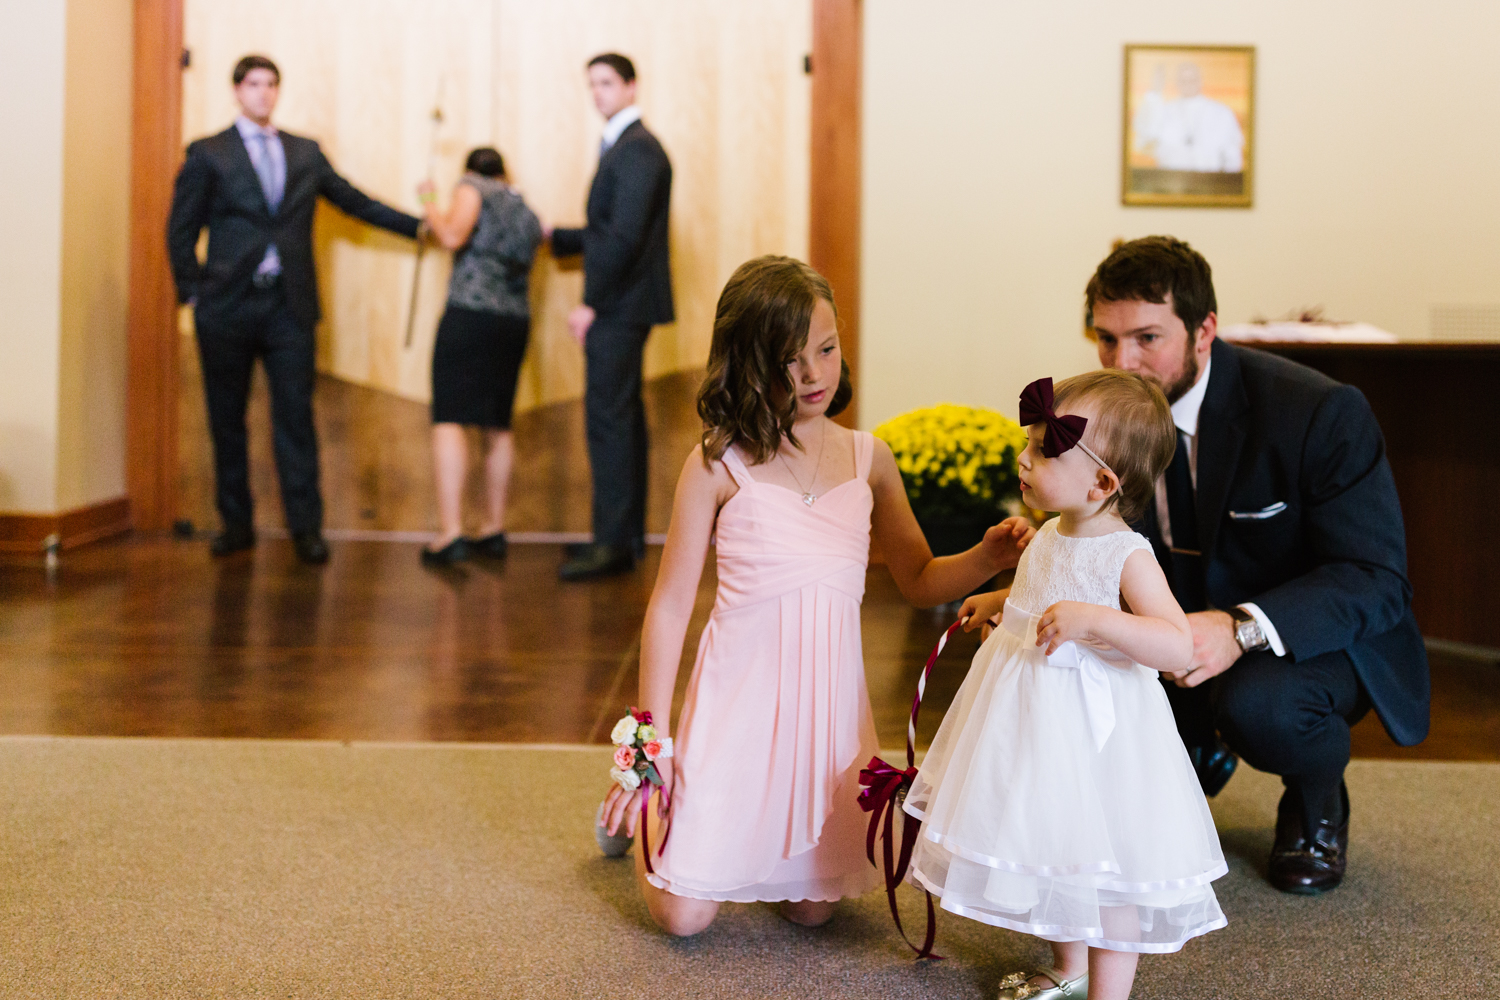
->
xmin=1052 ymin=370 xmax=1176 ymax=523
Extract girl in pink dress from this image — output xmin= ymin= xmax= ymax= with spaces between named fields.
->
xmin=597 ymin=255 xmax=1034 ymax=936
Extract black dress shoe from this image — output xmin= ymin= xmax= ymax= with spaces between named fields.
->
xmin=1188 ymin=740 xmax=1239 ymax=797
xmin=291 ymin=531 xmax=330 ymax=565
xmin=467 ymin=532 xmax=508 ymax=560
xmin=1269 ymin=785 xmax=1349 ymax=895
xmin=559 ymin=543 xmax=634 ymax=581
xmin=566 ymin=537 xmax=644 ymax=560
xmin=420 ymin=537 xmax=469 ymax=567
xmin=210 ymin=525 xmax=256 ymax=557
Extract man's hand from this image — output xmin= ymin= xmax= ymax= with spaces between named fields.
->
xmin=568 ymin=304 xmax=596 ymax=345
xmin=1164 ymin=610 xmax=1241 ymax=688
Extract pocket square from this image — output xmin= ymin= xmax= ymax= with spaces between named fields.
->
xmin=1228 ymin=501 xmax=1287 ymax=521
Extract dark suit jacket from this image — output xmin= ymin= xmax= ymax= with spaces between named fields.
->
xmin=552 ymin=119 xmax=674 ymax=326
xmin=1137 ymin=338 xmax=1430 ymax=746
xmin=167 ymin=124 xmax=422 ymax=331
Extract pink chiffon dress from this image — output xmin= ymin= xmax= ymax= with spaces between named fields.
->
xmin=645 ymin=431 xmax=882 ymax=903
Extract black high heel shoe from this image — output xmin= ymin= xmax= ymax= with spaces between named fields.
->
xmin=420 ymin=537 xmax=469 ymax=567
xmin=467 ymin=531 xmax=508 ymax=560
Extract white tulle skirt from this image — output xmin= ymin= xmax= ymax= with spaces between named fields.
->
xmin=903 ymin=603 xmax=1227 ymax=953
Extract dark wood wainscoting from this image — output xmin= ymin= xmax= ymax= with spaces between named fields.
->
xmin=1256 ymin=342 xmax=1500 ymax=650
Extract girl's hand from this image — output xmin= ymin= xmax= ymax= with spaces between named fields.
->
xmin=979 ymin=517 xmax=1036 ymax=571
xmin=958 ymin=590 xmax=1008 ymax=632
xmin=1035 ymin=600 xmax=1099 ymax=654
xmin=597 ymin=757 xmax=676 ymax=837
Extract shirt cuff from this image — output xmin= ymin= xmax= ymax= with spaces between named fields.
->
xmin=1237 ymin=602 xmax=1287 ymax=657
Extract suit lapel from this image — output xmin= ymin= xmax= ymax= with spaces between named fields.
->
xmin=1195 ymin=339 xmax=1250 ymax=561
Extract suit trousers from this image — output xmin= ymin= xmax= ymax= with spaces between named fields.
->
xmin=583 ymin=319 xmax=650 ymax=549
xmin=1163 ymin=647 xmax=1371 ymax=826
xmin=194 ymin=287 xmax=323 ymax=533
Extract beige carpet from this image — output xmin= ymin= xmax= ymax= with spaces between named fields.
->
xmin=1 ymin=737 xmax=1495 ymax=999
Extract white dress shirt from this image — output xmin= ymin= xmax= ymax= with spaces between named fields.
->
xmin=600 ymin=105 xmax=642 ymax=153
xmin=1154 ymin=358 xmax=1287 ymax=656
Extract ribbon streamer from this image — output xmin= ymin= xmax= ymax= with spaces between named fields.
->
xmin=639 ymin=781 xmax=672 ymax=876
xmin=857 ymin=616 xmax=967 ymax=961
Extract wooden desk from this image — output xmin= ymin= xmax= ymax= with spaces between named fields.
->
xmin=1249 ymin=342 xmax=1500 ymax=649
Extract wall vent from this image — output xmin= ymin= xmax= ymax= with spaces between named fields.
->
xmin=1430 ymin=304 xmax=1500 ymax=342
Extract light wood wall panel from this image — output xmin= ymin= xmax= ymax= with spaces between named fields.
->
xmin=181 ymin=0 xmax=810 ymax=411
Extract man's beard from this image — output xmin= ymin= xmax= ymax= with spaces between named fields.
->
xmin=1161 ymin=338 xmax=1201 ymax=404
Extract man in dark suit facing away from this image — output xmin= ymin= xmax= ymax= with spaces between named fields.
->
xmin=551 ymin=52 xmax=674 ymax=581
xmin=1086 ymin=236 xmax=1429 ymax=894
xmin=167 ymin=55 xmax=422 ymax=564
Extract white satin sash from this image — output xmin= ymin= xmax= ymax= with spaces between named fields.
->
xmin=1001 ymin=599 xmax=1127 ymax=752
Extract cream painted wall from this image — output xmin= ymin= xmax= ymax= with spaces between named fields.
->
xmin=182 ymin=0 xmax=811 ymax=411
xmin=56 ymin=0 xmax=133 ymax=511
xmin=860 ymin=2 xmax=1500 ymax=429
xmin=0 ymin=3 xmax=67 ymax=511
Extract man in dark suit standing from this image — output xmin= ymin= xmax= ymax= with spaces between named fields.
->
xmin=551 ymin=53 xmax=674 ymax=581
xmin=1085 ymin=236 xmax=1429 ymax=894
xmin=168 ymin=55 xmax=422 ymax=564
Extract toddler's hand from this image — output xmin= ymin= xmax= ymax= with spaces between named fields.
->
xmin=958 ymin=590 xmax=1007 ymax=632
xmin=1035 ymin=600 xmax=1098 ymax=654
xmin=980 ymin=516 xmax=1036 ymax=571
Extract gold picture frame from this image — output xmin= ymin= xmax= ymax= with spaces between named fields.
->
xmin=1122 ymin=44 xmax=1255 ymax=208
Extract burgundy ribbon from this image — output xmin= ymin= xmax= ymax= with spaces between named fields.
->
xmin=1018 ymin=377 xmax=1088 ymax=459
xmin=640 ymin=782 xmax=671 ymax=876
xmin=857 ymin=617 xmax=967 ymax=961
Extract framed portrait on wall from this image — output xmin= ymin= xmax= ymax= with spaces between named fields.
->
xmin=1122 ymin=44 xmax=1255 ymax=208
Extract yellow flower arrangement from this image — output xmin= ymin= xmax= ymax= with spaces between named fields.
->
xmin=872 ymin=404 xmax=1029 ymax=523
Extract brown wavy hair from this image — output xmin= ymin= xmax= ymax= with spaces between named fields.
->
xmin=1052 ymin=369 xmax=1175 ymax=523
xmin=697 ymin=256 xmax=853 ymax=466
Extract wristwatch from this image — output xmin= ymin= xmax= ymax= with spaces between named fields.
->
xmin=1228 ymin=607 xmax=1269 ymax=653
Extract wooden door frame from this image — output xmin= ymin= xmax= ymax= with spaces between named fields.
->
xmin=124 ymin=0 xmax=862 ymax=528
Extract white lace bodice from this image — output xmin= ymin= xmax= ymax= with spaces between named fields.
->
xmin=1007 ymin=519 xmax=1155 ymax=613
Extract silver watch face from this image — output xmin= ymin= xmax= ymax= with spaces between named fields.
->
xmin=1235 ymin=618 xmax=1265 ymax=651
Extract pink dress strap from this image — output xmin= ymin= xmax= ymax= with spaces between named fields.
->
xmin=719 ymin=446 xmax=756 ymax=489
xmin=853 ymin=430 xmax=875 ymax=481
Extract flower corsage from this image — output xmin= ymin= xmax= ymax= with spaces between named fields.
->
xmin=608 ymin=707 xmax=675 ymax=872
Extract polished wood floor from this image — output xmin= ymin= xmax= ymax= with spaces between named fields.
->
xmin=2 ymin=364 xmax=1495 ymax=758
xmin=176 ymin=334 xmax=703 ymax=535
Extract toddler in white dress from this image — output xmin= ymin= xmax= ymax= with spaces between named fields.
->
xmin=905 ymin=372 xmax=1227 ymax=1000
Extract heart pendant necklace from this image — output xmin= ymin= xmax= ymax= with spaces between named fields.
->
xmin=778 ymin=423 xmax=826 ymax=507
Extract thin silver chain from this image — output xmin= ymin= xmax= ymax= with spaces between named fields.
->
xmin=777 ymin=422 xmax=826 ymax=505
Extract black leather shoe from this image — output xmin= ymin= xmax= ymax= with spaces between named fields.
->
xmin=1188 ymin=740 xmax=1239 ymax=797
xmin=559 ymin=543 xmax=634 ymax=581
xmin=420 ymin=537 xmax=469 ymax=567
xmin=210 ymin=525 xmax=256 ymax=557
xmin=291 ymin=531 xmax=330 ymax=565
xmin=566 ymin=537 xmax=644 ymax=560
xmin=467 ymin=532 xmax=508 ymax=560
xmin=1268 ymin=784 xmax=1349 ymax=895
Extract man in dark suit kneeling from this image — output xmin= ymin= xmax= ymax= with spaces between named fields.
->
xmin=551 ymin=52 xmax=674 ymax=581
xmin=168 ymin=55 xmax=423 ymax=564
xmin=1085 ymin=236 xmax=1429 ymax=894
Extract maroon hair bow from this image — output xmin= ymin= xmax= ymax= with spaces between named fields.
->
xmin=1019 ymin=377 xmax=1088 ymax=458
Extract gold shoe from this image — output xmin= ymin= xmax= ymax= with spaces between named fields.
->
xmin=997 ymin=966 xmax=1088 ymax=999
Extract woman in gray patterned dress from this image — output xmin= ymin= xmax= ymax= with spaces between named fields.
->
xmin=415 ymin=148 xmax=542 ymax=566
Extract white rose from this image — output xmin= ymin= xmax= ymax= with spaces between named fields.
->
xmin=654 ymin=737 xmax=674 ymax=760
xmin=610 ymin=766 xmax=642 ymax=792
xmin=610 ymin=715 xmax=639 ymax=746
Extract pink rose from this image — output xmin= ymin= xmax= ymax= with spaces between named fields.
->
xmin=643 ymin=740 xmax=663 ymax=761
xmin=613 ymin=746 xmax=636 ymax=771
